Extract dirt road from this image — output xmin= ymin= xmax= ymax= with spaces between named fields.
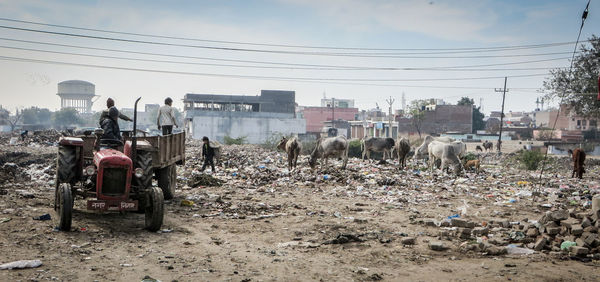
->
xmin=1 ymin=141 xmax=599 ymax=281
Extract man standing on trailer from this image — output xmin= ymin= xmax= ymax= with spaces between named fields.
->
xmin=157 ymin=97 xmax=178 ymax=135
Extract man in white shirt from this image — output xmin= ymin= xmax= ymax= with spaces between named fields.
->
xmin=157 ymin=97 xmax=178 ymax=135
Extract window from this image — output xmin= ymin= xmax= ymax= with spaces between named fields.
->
xmin=582 ymin=120 xmax=587 ymax=126
xmin=590 ymin=120 xmax=597 ymax=127
xmin=577 ymin=120 xmax=581 ymax=126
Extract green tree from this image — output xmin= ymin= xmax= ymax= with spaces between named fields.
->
xmin=457 ymin=97 xmax=485 ymax=133
xmin=408 ymin=100 xmax=428 ymax=138
xmin=543 ymin=35 xmax=599 ymax=118
xmin=52 ymin=108 xmax=82 ymax=128
xmin=22 ymin=107 xmax=52 ymax=125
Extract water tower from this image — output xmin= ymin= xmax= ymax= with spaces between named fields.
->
xmin=57 ymin=80 xmax=98 ymax=113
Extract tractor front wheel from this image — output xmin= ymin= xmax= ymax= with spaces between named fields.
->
xmin=56 ymin=183 xmax=73 ymax=231
xmin=144 ymin=186 xmax=164 ymax=232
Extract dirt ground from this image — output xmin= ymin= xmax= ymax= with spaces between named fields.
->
xmin=1 ymin=139 xmax=599 ymax=282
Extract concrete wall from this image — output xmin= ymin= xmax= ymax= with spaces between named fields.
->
xmin=191 ymin=114 xmax=306 ymax=144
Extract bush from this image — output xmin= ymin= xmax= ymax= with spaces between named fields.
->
xmin=301 ymin=141 xmax=316 ymax=155
xmin=348 ymin=139 xmax=362 ymax=158
xmin=518 ymin=150 xmax=544 ymax=170
xmin=463 ymin=152 xmax=477 ymax=161
xmin=261 ymin=133 xmax=288 ymax=151
xmin=224 ymin=135 xmax=247 ymax=145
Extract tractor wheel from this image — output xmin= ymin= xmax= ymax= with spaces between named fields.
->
xmin=57 ymin=145 xmax=76 ymax=185
xmin=57 ymin=183 xmax=73 ymax=231
xmin=157 ymin=165 xmax=176 ymax=200
xmin=144 ymin=186 xmax=164 ymax=232
xmin=134 ymin=150 xmax=153 ymax=189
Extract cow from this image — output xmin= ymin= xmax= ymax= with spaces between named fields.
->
xmin=277 ymin=136 xmax=302 ymax=171
xmin=476 ymin=145 xmax=483 ymax=152
xmin=568 ymin=148 xmax=586 ymax=179
xmin=464 ymin=159 xmax=481 ymax=174
xmin=361 ymin=137 xmax=395 ymax=160
xmin=394 ymin=137 xmax=411 ymax=168
xmin=482 ymin=141 xmax=493 ymax=152
xmin=415 ymin=136 xmax=455 ymax=159
xmin=308 ymin=136 xmax=349 ymax=169
xmin=428 ymin=140 xmax=466 ymax=175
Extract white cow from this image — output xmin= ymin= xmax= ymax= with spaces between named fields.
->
xmin=308 ymin=136 xmax=349 ymax=169
xmin=415 ymin=136 xmax=455 ymax=159
xmin=428 ymin=140 xmax=466 ymax=175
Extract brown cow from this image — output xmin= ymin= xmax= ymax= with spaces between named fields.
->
xmin=568 ymin=148 xmax=586 ymax=179
xmin=277 ymin=137 xmax=302 ymax=171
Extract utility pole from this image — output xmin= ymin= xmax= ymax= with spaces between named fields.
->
xmin=401 ymin=92 xmax=406 ymax=116
xmin=331 ymin=97 xmax=335 ymax=130
xmin=479 ymin=98 xmax=484 ymax=112
xmin=495 ymin=77 xmax=508 ymax=153
xmin=386 ymin=96 xmax=395 ymax=138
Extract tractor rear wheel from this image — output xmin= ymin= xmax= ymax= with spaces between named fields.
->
xmin=135 ymin=150 xmax=153 ymax=212
xmin=57 ymin=183 xmax=73 ymax=231
xmin=144 ymin=186 xmax=164 ymax=232
xmin=157 ymin=165 xmax=176 ymax=200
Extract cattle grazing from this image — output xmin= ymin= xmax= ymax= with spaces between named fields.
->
xmin=361 ymin=137 xmax=395 ymax=160
xmin=428 ymin=141 xmax=466 ymax=175
xmin=277 ymin=136 xmax=302 ymax=170
xmin=415 ymin=136 xmax=455 ymax=159
xmin=308 ymin=136 xmax=349 ymax=169
xmin=394 ymin=137 xmax=411 ymax=168
xmin=476 ymin=145 xmax=483 ymax=152
xmin=568 ymin=148 xmax=586 ymax=179
xmin=464 ymin=159 xmax=481 ymax=174
xmin=482 ymin=141 xmax=493 ymax=152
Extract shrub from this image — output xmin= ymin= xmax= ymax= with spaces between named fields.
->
xmin=518 ymin=150 xmax=544 ymax=170
xmin=224 ymin=135 xmax=247 ymax=145
xmin=301 ymin=141 xmax=316 ymax=155
xmin=348 ymin=139 xmax=362 ymax=158
xmin=261 ymin=133 xmax=288 ymax=151
xmin=463 ymin=152 xmax=477 ymax=161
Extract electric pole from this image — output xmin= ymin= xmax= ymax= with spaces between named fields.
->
xmin=495 ymin=77 xmax=508 ymax=153
xmin=331 ymin=97 xmax=335 ymax=130
xmin=386 ymin=96 xmax=395 ymax=138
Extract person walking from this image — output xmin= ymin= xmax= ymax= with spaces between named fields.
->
xmin=201 ymin=136 xmax=216 ymax=173
xmin=157 ymin=97 xmax=178 ymax=135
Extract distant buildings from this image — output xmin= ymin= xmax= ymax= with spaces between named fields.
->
xmin=183 ymin=90 xmax=306 ymax=143
xmin=396 ymin=101 xmax=473 ymax=136
xmin=299 ymin=106 xmax=358 ymax=135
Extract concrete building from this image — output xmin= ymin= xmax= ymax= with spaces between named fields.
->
xmin=396 ymin=104 xmax=472 ymax=135
xmin=183 ymin=90 xmax=306 ymax=143
xmin=300 ymin=106 xmax=358 ymax=134
xmin=320 ymin=98 xmax=355 ymax=108
xmin=57 ymin=80 xmax=98 ymax=114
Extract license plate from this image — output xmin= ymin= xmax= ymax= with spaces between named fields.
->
xmin=87 ymin=200 xmax=138 ymax=211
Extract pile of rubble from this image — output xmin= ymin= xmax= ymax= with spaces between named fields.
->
xmin=415 ymin=203 xmax=600 ymax=258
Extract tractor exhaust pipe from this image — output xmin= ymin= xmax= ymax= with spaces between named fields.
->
xmin=132 ymin=97 xmax=141 ymax=163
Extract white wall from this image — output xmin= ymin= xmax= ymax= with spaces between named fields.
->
xmin=192 ymin=116 xmax=306 ymax=144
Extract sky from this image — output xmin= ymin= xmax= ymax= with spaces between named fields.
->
xmin=0 ymin=0 xmax=597 ymax=115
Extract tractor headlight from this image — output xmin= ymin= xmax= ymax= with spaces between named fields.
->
xmin=134 ymin=168 xmax=144 ymax=178
xmin=84 ymin=165 xmax=96 ymax=176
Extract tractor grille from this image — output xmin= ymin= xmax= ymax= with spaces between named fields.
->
xmin=102 ymin=168 xmax=127 ymax=196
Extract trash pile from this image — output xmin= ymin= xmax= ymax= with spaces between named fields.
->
xmin=0 ymin=129 xmax=63 ymax=147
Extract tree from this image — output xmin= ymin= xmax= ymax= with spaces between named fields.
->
xmin=52 ymin=108 xmax=82 ymax=128
xmin=408 ymin=100 xmax=428 ymax=138
xmin=6 ymin=108 xmax=23 ymax=131
xmin=543 ymin=35 xmax=600 ymax=118
xmin=457 ymin=97 xmax=485 ymax=133
xmin=22 ymin=107 xmax=52 ymax=125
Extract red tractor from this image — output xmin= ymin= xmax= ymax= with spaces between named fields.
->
xmin=54 ymin=98 xmax=185 ymax=231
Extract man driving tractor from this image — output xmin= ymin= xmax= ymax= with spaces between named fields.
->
xmin=100 ymin=106 xmax=121 ymax=141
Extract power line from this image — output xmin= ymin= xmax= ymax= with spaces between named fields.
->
xmin=0 ymin=17 xmax=591 ymax=52
xmin=0 ymin=25 xmax=581 ymax=58
xmin=0 ymin=54 xmax=551 ymax=87
xmin=0 ymin=37 xmax=574 ymax=70
xmin=0 ymin=44 xmax=569 ymax=72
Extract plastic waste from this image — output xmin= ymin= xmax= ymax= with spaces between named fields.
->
xmin=458 ymin=200 xmax=469 ymax=216
xmin=32 ymin=214 xmax=51 ymax=221
xmin=0 ymin=259 xmax=42 ymax=270
xmin=180 ymin=200 xmax=194 ymax=207
xmin=505 ymin=244 xmax=535 ymax=255
xmin=323 ymin=175 xmax=330 ymax=180
xmin=447 ymin=214 xmax=460 ymax=219
xmin=560 ymin=241 xmax=576 ymax=250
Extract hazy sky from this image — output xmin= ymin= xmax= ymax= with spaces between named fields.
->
xmin=0 ymin=0 xmax=597 ymax=114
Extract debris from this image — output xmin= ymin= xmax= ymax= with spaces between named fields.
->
xmin=0 ymin=259 xmax=42 ymax=270
xmin=32 ymin=213 xmax=51 ymax=221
